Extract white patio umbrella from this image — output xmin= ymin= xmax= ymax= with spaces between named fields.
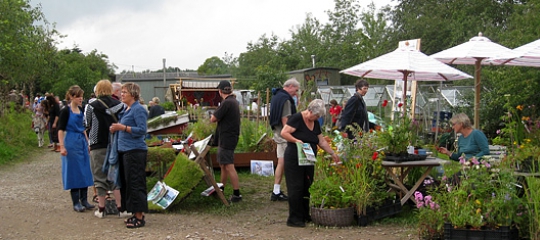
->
xmin=340 ymin=46 xmax=473 ymax=113
xmin=430 ymin=32 xmax=516 ymax=128
xmin=489 ymin=39 xmax=540 ymax=67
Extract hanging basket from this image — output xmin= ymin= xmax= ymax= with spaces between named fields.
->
xmin=311 ymin=207 xmax=354 ymax=227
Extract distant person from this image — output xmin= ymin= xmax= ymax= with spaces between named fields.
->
xmin=438 ymin=113 xmax=490 ymax=161
xmin=33 ymin=98 xmax=47 ymax=147
xmin=211 ymin=80 xmax=242 ymax=203
xmin=57 ymin=85 xmax=94 ymax=212
xmin=148 ymin=97 xmax=165 ymax=119
xmin=46 ymin=95 xmax=61 ymax=151
xmin=280 ymin=99 xmax=339 ymax=227
xmin=139 ymin=97 xmax=149 ymax=113
xmin=269 ymin=78 xmax=300 ymax=201
xmin=112 ymin=82 xmax=122 ymax=100
xmin=329 ymin=99 xmax=342 ymax=128
xmin=339 ymin=79 xmax=370 ymax=139
xmin=110 ymin=82 xmax=148 ymax=228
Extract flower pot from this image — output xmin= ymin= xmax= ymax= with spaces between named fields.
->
xmin=311 ymin=207 xmax=354 ymax=227
xmin=443 ymin=223 xmax=518 ymax=240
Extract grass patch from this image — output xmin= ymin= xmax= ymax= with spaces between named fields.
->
xmin=0 ymin=106 xmax=46 ymax=166
xmin=168 ymin=168 xmax=275 ymax=215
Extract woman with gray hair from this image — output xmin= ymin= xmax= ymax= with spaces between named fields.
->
xmin=438 ymin=113 xmax=490 ymax=161
xmin=280 ymin=99 xmax=339 ymax=228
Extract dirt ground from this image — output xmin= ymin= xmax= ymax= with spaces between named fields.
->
xmin=0 ymin=149 xmax=415 ymax=240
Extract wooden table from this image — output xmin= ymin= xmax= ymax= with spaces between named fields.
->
xmin=382 ymin=158 xmax=448 ymax=205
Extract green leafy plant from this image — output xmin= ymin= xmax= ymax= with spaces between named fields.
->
xmin=378 ymin=105 xmax=412 ymax=154
xmin=414 ymin=191 xmax=444 ymax=239
xmin=435 ymin=155 xmax=525 ymax=230
xmin=310 ymin=131 xmax=388 ymax=214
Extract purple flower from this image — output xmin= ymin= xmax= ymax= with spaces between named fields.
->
xmin=496 ymin=129 xmax=501 ymax=135
xmin=414 ymin=191 xmax=423 ymax=201
xmin=471 ymin=157 xmax=480 ymax=165
xmin=442 ymin=176 xmax=448 ymax=182
xmin=505 ymin=193 xmax=511 ymax=201
xmin=429 ymin=202 xmax=439 ymax=210
xmin=459 ymin=156 xmax=466 ymax=164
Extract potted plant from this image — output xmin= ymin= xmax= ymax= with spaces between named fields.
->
xmin=378 ymin=105 xmax=413 ymax=161
xmin=310 ymin=131 xmax=390 ymax=227
xmin=417 ymin=155 xmax=525 ymax=239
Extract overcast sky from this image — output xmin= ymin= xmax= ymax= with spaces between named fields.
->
xmin=30 ymin=0 xmax=392 ymax=73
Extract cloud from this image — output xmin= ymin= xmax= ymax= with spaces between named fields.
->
xmin=32 ymin=0 xmax=391 ymax=72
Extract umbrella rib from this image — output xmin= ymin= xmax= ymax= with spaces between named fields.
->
xmin=361 ymin=70 xmax=372 ymax=78
xmin=438 ymin=73 xmax=449 ymax=81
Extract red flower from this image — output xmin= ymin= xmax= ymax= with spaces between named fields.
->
xmin=372 ymin=152 xmax=379 ymax=160
xmin=398 ymin=102 xmax=403 ymax=108
xmin=356 ymin=163 xmax=362 ymax=168
xmin=382 ymin=99 xmax=388 ymax=107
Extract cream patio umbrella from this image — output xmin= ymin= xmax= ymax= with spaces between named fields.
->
xmin=340 ymin=46 xmax=473 ymax=114
xmin=430 ymin=32 xmax=516 ymax=129
xmin=490 ymin=38 xmax=540 ymax=67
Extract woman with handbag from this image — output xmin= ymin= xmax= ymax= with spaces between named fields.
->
xmin=85 ymin=79 xmax=128 ymax=218
xmin=57 ymin=85 xmax=94 ymax=212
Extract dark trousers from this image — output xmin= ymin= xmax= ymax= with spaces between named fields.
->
xmin=119 ymin=149 xmax=148 ymax=213
xmin=284 ymin=158 xmax=314 ymax=225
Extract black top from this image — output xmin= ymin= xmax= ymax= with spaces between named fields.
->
xmin=86 ymin=96 xmax=124 ymax=150
xmin=213 ymin=95 xmax=240 ymax=150
xmin=339 ymin=93 xmax=369 ymax=134
xmin=148 ymin=104 xmax=165 ymax=119
xmin=284 ymin=112 xmax=321 ymax=162
xmin=48 ymin=104 xmax=60 ymax=124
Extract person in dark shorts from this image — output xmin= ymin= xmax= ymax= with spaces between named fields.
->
xmin=211 ymin=80 xmax=242 ymax=203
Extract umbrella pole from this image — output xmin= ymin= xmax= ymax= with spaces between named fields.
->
xmin=402 ymin=71 xmax=408 ymax=116
xmin=474 ymin=58 xmax=482 ymax=129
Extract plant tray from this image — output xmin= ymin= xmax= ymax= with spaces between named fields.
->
xmin=356 ymin=199 xmax=402 ymax=226
xmin=384 ymin=153 xmax=427 ymax=162
xmin=444 ymin=223 xmax=518 ymax=240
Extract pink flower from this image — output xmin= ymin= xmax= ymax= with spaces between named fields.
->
xmin=471 ymin=157 xmax=480 ymax=165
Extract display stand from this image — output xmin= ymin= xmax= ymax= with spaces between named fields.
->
xmin=189 ymin=145 xmax=229 ymax=206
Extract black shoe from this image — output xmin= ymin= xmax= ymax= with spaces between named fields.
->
xmin=286 ymin=221 xmax=306 ymax=228
xmin=271 ymin=191 xmax=288 ymax=201
xmin=230 ymin=195 xmax=242 ymax=203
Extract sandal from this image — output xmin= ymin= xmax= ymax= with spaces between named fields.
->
xmin=124 ymin=215 xmax=142 ymax=224
xmin=126 ymin=216 xmax=145 ymax=228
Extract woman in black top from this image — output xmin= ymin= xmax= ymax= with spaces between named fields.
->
xmin=281 ymin=99 xmax=339 ymax=228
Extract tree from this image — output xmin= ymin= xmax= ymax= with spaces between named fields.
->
xmin=197 ymin=56 xmax=229 ymax=75
xmin=251 ymin=65 xmax=288 ymax=102
xmin=0 ymin=0 xmax=58 ymax=114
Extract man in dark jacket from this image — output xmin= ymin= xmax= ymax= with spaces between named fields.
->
xmin=339 ymin=79 xmax=370 ymax=139
xmin=268 ymin=78 xmax=299 ymax=201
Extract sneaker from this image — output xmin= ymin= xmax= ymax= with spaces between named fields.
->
xmin=118 ymin=211 xmax=132 ymax=218
xmin=94 ymin=209 xmax=105 ymax=218
xmin=271 ymin=191 xmax=288 ymax=201
xmin=230 ymin=195 xmax=242 ymax=203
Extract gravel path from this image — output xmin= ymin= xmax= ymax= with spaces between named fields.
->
xmin=0 ymin=149 xmax=415 ymax=240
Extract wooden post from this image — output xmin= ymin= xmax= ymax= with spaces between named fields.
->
xmin=190 ymin=145 xmax=229 ymax=206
